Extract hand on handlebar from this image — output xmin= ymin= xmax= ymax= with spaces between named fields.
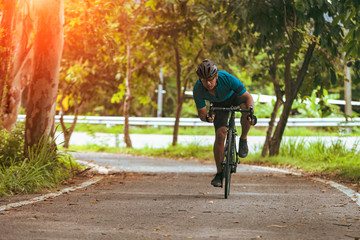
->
xmin=206 ymin=104 xmax=215 ymax=123
xmin=247 ymin=106 xmax=257 ymax=126
xmin=206 ymin=113 xmax=215 ymax=123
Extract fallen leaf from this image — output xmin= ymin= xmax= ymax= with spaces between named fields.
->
xmin=154 ymin=228 xmax=161 ymax=231
xmin=294 ymin=223 xmax=304 ymax=226
xmin=208 ymin=201 xmax=214 ymax=204
xmin=267 ymin=225 xmax=288 ymax=228
xmin=163 ymin=234 xmax=172 ymax=237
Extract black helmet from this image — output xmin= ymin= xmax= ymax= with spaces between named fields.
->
xmin=196 ymin=59 xmax=217 ymax=79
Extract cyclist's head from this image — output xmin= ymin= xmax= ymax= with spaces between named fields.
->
xmin=196 ymin=59 xmax=217 ymax=79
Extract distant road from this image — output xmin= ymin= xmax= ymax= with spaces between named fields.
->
xmin=55 ymin=132 xmax=360 ymax=151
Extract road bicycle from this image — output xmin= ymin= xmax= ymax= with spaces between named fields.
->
xmin=209 ymin=104 xmax=254 ymax=199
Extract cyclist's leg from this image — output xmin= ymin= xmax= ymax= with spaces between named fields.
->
xmin=231 ymin=95 xmax=250 ymax=157
xmin=231 ymin=94 xmax=250 ymax=139
xmin=239 ymin=102 xmax=251 ymax=139
xmin=213 ymin=101 xmax=230 ymax=173
xmin=214 ymin=126 xmax=227 ymax=173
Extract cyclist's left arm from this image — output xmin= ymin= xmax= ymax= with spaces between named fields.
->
xmin=239 ymin=91 xmax=257 ymax=126
xmin=239 ymin=92 xmax=254 ymax=109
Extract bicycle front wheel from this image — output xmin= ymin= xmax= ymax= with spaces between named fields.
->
xmin=224 ymin=129 xmax=233 ymax=199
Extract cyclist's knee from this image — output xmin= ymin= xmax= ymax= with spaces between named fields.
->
xmin=215 ymin=127 xmax=226 ymax=143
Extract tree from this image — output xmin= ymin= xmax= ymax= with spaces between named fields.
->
xmin=59 ymin=0 xmax=118 ymax=148
xmin=146 ymin=0 xmax=205 ymax=146
xmin=109 ymin=0 xmax=156 ymax=148
xmin=217 ymin=0 xmax=344 ymax=156
xmin=24 ymin=0 xmax=64 ymax=150
xmin=0 ymin=0 xmax=33 ymax=131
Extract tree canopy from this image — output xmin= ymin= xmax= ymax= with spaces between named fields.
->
xmin=0 ymin=0 xmax=359 ymax=155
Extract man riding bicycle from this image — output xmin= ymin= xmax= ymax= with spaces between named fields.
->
xmin=193 ymin=59 xmax=256 ymax=187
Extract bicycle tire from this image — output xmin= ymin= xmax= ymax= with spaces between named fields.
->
xmin=224 ymin=129 xmax=233 ymax=199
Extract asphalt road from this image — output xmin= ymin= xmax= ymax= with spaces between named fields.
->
xmin=0 ymin=153 xmax=359 ymax=240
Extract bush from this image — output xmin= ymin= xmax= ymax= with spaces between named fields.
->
xmin=0 ymin=124 xmax=80 ymax=196
xmin=0 ymin=123 xmax=24 ymax=167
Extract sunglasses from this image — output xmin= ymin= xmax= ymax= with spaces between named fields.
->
xmin=202 ymin=75 xmax=217 ymax=82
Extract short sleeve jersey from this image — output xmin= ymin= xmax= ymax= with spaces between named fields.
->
xmin=192 ymin=70 xmax=247 ymax=109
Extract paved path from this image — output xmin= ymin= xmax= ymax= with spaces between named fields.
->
xmin=0 ymin=153 xmax=359 ymax=239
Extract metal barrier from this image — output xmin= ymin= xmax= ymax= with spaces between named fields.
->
xmin=16 ymin=115 xmax=360 ymax=127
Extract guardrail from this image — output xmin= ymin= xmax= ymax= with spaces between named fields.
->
xmin=16 ymin=115 xmax=360 ymax=127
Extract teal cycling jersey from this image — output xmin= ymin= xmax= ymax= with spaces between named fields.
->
xmin=193 ymin=70 xmax=247 ymax=109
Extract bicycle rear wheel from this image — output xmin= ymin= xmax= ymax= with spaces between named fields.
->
xmin=224 ymin=129 xmax=233 ymax=199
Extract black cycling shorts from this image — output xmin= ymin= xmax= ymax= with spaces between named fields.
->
xmin=213 ymin=93 xmax=246 ymax=131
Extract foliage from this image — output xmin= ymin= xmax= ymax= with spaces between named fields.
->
xmin=295 ymin=87 xmax=344 ymax=118
xmin=61 ymin=0 xmax=119 ymax=115
xmin=0 ymin=124 xmax=80 ymax=196
xmin=0 ymin=123 xmax=24 ymax=167
xmin=244 ymin=138 xmax=360 ymax=181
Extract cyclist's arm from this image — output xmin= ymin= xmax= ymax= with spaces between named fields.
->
xmin=239 ymin=91 xmax=257 ymax=125
xmin=197 ymin=107 xmax=214 ymax=123
xmin=239 ymin=91 xmax=254 ymax=109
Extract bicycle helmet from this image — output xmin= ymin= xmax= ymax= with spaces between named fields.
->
xmin=196 ymin=59 xmax=218 ymax=79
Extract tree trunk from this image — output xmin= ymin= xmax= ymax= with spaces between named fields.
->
xmin=2 ymin=1 xmax=34 ymax=130
xmin=261 ymin=98 xmax=282 ymax=157
xmin=25 ymin=0 xmax=64 ymax=151
xmin=269 ymin=99 xmax=294 ymax=156
xmin=2 ymin=47 xmax=33 ymax=130
xmin=60 ymin=98 xmax=79 ymax=149
xmin=262 ymin=53 xmax=282 ymax=157
xmin=0 ymin=0 xmax=16 ymax=127
xmin=268 ymin=41 xmax=316 ymax=156
xmin=171 ymin=44 xmax=202 ymax=146
xmin=123 ymin=35 xmax=132 ymax=148
xmin=172 ymin=40 xmax=181 ymax=146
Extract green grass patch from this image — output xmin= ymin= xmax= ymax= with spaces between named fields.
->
xmin=243 ymin=139 xmax=360 ymax=182
xmin=0 ymin=124 xmax=81 ymax=196
xmin=64 ymin=143 xmax=214 ymax=161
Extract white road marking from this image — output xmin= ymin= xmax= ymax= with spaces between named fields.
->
xmin=0 ymin=176 xmax=103 ymax=212
xmin=313 ymin=178 xmax=360 ymax=207
xmin=262 ymin=167 xmax=360 ymax=207
xmin=76 ymin=160 xmax=116 ymax=174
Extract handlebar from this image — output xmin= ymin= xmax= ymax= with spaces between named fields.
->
xmin=208 ymin=104 xmax=256 ymax=125
xmin=210 ymin=105 xmax=253 ymax=113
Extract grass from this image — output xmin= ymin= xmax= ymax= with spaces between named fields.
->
xmin=64 ymin=143 xmax=214 ymax=161
xmin=65 ymin=138 xmax=360 ymax=184
xmin=244 ymin=139 xmax=360 ymax=182
xmin=0 ymin=125 xmax=81 ymax=196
